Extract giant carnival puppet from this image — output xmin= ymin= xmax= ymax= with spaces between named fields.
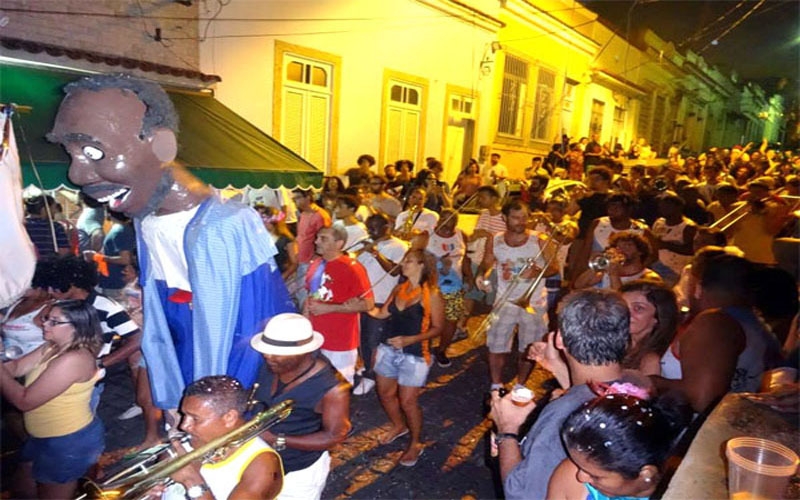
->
xmin=48 ymin=74 xmax=295 ymax=411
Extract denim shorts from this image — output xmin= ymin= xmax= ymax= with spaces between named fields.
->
xmin=21 ymin=417 xmax=105 ymax=483
xmin=374 ymin=344 xmax=431 ymax=387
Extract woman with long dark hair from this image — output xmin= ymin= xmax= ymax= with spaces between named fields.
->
xmin=370 ymin=249 xmax=444 ymax=467
xmin=1 ymin=299 xmax=104 ymax=499
xmin=619 ymin=280 xmax=679 ymax=376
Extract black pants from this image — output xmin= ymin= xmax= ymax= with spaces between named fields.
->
xmin=360 ymin=308 xmax=387 ymax=379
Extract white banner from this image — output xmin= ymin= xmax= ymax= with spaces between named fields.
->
xmin=0 ymin=112 xmax=36 ymax=308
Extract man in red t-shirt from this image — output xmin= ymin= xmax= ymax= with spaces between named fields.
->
xmin=305 ymin=225 xmax=374 ymax=384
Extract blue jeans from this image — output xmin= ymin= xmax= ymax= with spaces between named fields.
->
xmin=374 ymin=344 xmax=430 ymax=387
xmin=21 ymin=418 xmax=104 ymax=483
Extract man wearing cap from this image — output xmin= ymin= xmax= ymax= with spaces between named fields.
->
xmin=304 ymin=225 xmax=374 ymax=384
xmin=251 ymin=313 xmax=351 ymax=500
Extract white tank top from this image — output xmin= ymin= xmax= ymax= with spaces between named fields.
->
xmin=1 ymin=301 xmax=46 ymax=356
xmin=200 ymin=437 xmax=281 ymax=500
xmin=493 ymin=231 xmax=547 ymax=307
xmin=427 ymin=231 xmax=466 ymax=278
xmin=652 ymin=217 xmax=694 ymax=274
xmin=592 ymin=217 xmax=648 ymax=252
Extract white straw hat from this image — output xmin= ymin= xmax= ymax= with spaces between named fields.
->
xmin=250 ymin=313 xmax=324 ymax=356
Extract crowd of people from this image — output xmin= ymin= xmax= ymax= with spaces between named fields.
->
xmin=2 ymin=71 xmax=799 ymax=500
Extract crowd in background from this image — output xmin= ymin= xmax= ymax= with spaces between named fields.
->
xmin=3 ymin=132 xmax=799 ymax=499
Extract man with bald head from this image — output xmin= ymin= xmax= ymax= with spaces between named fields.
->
xmin=48 ymin=74 xmax=295 ymax=413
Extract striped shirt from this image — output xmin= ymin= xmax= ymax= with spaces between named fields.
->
xmin=24 ymin=217 xmax=69 ymax=258
xmin=470 ymin=210 xmax=507 ymax=264
xmin=87 ymin=291 xmax=140 ymax=347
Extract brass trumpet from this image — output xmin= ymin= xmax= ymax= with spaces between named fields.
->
xmin=78 ymin=400 xmax=293 ymax=500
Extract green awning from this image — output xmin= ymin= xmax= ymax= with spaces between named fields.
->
xmin=0 ymin=63 xmax=323 ymax=190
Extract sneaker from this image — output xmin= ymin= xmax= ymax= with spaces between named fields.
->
xmin=353 ymin=377 xmax=376 ymax=396
xmin=435 ymin=351 xmax=452 ymax=368
xmin=118 ymin=404 xmax=143 ymax=420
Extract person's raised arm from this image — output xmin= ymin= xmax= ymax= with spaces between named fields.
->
xmin=475 ymin=235 xmax=495 ymax=290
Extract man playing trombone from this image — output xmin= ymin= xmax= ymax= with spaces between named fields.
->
xmin=163 ymin=376 xmax=284 ymax=500
xmin=475 ymin=201 xmax=559 ymax=393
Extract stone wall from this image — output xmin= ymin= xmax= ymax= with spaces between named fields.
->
xmin=0 ymin=0 xmax=199 ymax=71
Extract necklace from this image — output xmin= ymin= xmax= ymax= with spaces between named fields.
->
xmin=274 ymin=359 xmax=317 ymax=397
xmin=396 ymin=281 xmax=422 ymax=302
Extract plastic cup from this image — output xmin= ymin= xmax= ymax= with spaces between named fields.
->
xmin=510 ymin=387 xmax=533 ymax=407
xmin=726 ymin=437 xmax=799 ymax=500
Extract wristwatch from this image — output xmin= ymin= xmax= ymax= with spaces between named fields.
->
xmin=185 ymin=483 xmax=210 ymax=499
xmin=274 ymin=433 xmax=287 ymax=451
xmin=495 ymin=432 xmax=519 ymax=446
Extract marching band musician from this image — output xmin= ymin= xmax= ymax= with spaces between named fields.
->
xmin=475 ymin=200 xmax=559 ymax=393
xmin=572 ymin=231 xmax=661 ymax=291
xmin=161 ymin=376 xmax=283 ymax=500
xmin=394 ymin=187 xmax=439 ymax=241
xmin=729 ymin=177 xmax=792 ymax=265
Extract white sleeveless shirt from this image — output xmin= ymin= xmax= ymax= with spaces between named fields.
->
xmin=652 ymin=216 xmax=694 ymax=274
xmin=1 ymin=301 xmax=46 ymax=356
xmin=493 ymin=231 xmax=547 ymax=307
xmin=200 ymin=436 xmax=281 ymax=500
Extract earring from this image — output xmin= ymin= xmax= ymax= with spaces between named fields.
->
xmin=644 ymin=477 xmax=652 ymax=483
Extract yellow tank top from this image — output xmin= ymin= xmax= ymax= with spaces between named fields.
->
xmin=23 ymin=351 xmax=99 ymax=438
xmin=200 ymin=437 xmax=283 ymax=500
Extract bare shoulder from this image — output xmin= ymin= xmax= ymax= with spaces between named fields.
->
xmin=547 ymin=458 xmax=585 ymax=500
xmin=43 ymin=349 xmax=97 ymax=380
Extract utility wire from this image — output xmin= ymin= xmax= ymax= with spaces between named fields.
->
xmin=698 ymin=0 xmax=765 ymax=53
xmin=678 ymin=0 xmax=747 ymax=48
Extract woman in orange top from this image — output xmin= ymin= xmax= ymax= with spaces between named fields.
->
xmin=369 ymin=249 xmax=444 ymax=467
xmin=0 ymin=300 xmax=104 ymax=499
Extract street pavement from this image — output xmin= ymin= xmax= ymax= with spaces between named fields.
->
xmin=2 ymin=317 xmax=554 ymax=500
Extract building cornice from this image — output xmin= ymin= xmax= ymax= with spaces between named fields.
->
xmin=503 ymin=0 xmax=599 ymax=57
xmin=413 ymin=0 xmax=504 ymax=32
xmin=0 ymin=36 xmax=220 ymax=87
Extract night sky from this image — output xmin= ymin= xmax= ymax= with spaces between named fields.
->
xmin=579 ymin=0 xmax=799 ymax=83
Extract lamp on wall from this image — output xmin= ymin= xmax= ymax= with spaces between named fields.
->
xmin=480 ymin=41 xmax=502 ymax=76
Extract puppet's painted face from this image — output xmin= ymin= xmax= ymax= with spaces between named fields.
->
xmin=50 ymin=88 xmax=175 ymax=217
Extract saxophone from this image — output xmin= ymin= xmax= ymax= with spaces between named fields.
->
xmin=399 ymin=204 xmax=420 ymax=241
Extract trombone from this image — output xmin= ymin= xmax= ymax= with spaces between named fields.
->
xmin=708 ymin=201 xmax=751 ymax=231
xmin=709 ymin=195 xmax=800 ymax=232
xmin=77 ymin=400 xmax=293 ymax=500
xmin=473 ymin=231 xmax=563 ymax=337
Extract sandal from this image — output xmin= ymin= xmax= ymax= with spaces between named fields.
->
xmin=399 ymin=446 xmax=424 ymax=467
xmin=379 ymin=428 xmax=409 ymax=445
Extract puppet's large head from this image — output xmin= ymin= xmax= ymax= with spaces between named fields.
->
xmin=49 ymin=74 xmax=179 ymax=218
